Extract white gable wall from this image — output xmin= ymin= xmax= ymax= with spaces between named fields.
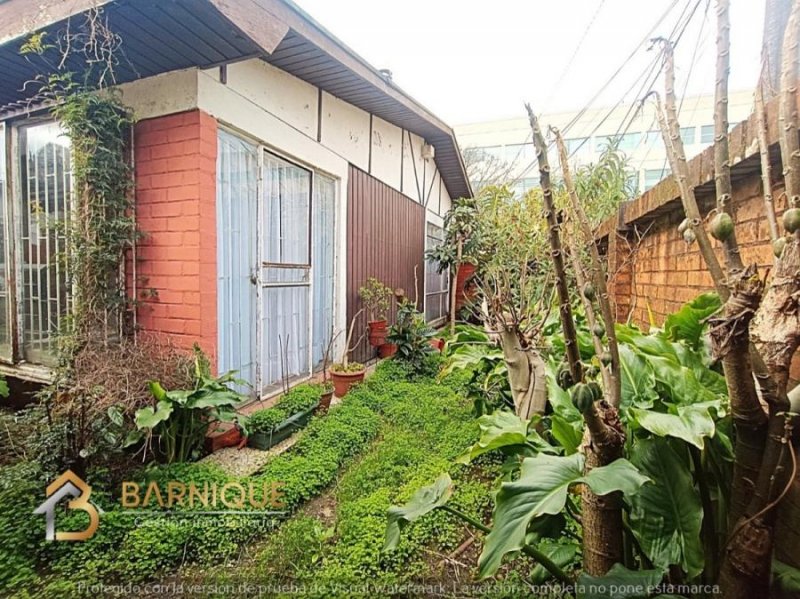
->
xmin=120 ymin=59 xmax=457 ymax=213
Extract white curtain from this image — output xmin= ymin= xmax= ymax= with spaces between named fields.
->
xmin=312 ymin=174 xmax=335 ymax=368
xmin=216 ymin=130 xmax=258 ymax=393
xmin=261 ymin=153 xmax=312 ymax=388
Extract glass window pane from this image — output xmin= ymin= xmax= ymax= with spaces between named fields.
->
xmin=262 ymin=154 xmax=310 ymax=265
xmin=566 ymin=137 xmax=589 ymax=155
xmin=619 ymin=132 xmax=642 ymax=151
xmin=700 ymin=125 xmax=714 ymax=144
xmin=680 ymin=127 xmax=696 ymax=145
xmin=312 ymin=173 xmax=335 ymax=369
xmin=425 ymin=222 xmax=448 ymax=322
xmin=261 ymin=286 xmax=310 ymax=389
xmin=216 ymin=129 xmax=258 ymax=393
xmin=644 ymin=167 xmax=669 ymax=190
xmin=18 ymin=122 xmax=71 ymax=364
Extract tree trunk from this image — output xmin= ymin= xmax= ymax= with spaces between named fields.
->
xmin=498 ymin=328 xmax=547 ymax=420
xmin=581 ymin=403 xmax=625 ymax=575
xmin=528 ymin=105 xmax=625 ymax=575
xmin=450 ymin=239 xmax=463 ymax=336
xmin=553 ymin=129 xmax=621 ymax=407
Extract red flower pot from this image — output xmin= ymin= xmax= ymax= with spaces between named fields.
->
xmin=429 ymin=338 xmax=445 ymax=352
xmin=205 ymin=425 xmax=243 ymax=453
xmin=455 ymin=263 xmax=478 ymax=311
xmin=367 ymin=319 xmax=388 ymax=347
xmin=330 ymin=367 xmax=366 ymax=397
xmin=378 ymin=343 xmax=397 ymax=358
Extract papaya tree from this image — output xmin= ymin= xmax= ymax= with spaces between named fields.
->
xmin=470 ymin=185 xmax=553 ymax=419
xmin=649 ymin=1 xmax=800 ymax=595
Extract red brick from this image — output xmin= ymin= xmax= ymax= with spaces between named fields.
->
xmin=132 ymin=109 xmax=218 ymax=366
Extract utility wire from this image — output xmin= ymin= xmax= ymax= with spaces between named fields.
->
xmin=511 ymin=0 xmax=704 ymax=185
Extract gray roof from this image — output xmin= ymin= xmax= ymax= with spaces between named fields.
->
xmin=0 ymin=0 xmax=471 ymax=199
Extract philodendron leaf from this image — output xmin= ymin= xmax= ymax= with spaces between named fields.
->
xmin=618 ymin=345 xmax=659 ymax=410
xmin=663 ymin=292 xmax=721 ymax=348
xmin=134 ymin=400 xmax=173 ymax=430
xmin=384 ymin=473 xmax=453 ymax=551
xmin=529 ymin=539 xmax=579 ymax=584
xmin=628 ymin=438 xmax=704 ymax=580
xmin=457 ymin=410 xmax=529 ymax=464
xmin=577 ymin=563 xmax=665 ymax=599
xmin=478 ymin=454 xmax=649 ymax=578
xmin=773 ymin=559 xmax=800 ymax=592
xmin=189 ymin=390 xmax=245 ymax=410
xmin=149 ymin=380 xmax=168 ymax=402
xmin=545 ymin=362 xmax=582 ymax=422
xmin=630 ymin=401 xmax=720 ymax=450
xmin=550 ymin=413 xmax=583 ymax=455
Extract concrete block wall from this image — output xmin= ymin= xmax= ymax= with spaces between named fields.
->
xmin=132 ymin=109 xmax=218 ymax=361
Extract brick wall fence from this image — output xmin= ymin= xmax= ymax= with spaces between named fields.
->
xmin=132 ymin=109 xmax=218 ymax=361
xmin=598 ymin=91 xmax=800 ymax=379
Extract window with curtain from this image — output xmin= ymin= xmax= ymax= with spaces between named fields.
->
xmin=312 ymin=173 xmax=335 ymax=369
xmin=216 ymin=130 xmax=258 ymax=392
xmin=260 ymin=153 xmax=312 ymax=390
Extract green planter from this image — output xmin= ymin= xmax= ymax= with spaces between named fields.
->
xmin=247 ymin=400 xmax=320 ymax=450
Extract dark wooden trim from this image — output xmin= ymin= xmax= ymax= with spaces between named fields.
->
xmin=400 ymin=128 xmax=405 ymax=193
xmin=316 ymin=88 xmax=323 ymax=142
xmin=368 ymin=113 xmax=373 ymax=174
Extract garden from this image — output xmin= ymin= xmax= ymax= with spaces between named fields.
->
xmin=2 ymin=2 xmax=800 ymax=599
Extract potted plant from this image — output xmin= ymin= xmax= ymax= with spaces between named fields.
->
xmin=329 ymin=309 xmax=366 ymax=397
xmin=359 ymin=277 xmax=393 ymax=347
xmin=387 ymin=300 xmax=435 ymax=373
xmin=378 ymin=342 xmax=397 ymax=358
xmin=246 ymin=384 xmax=322 ymax=450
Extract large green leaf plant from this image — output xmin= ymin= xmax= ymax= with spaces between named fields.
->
xmin=385 ymin=294 xmax=733 ymax=594
xmin=128 ymin=347 xmax=248 ymax=463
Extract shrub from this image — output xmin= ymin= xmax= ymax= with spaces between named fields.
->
xmin=131 ymin=349 xmax=248 ymax=463
xmin=0 ymin=461 xmax=46 ymax=594
xmin=247 ymin=383 xmax=322 ymax=434
xmin=358 ymin=277 xmax=393 ymax=321
xmin=387 ymin=300 xmax=435 ymax=374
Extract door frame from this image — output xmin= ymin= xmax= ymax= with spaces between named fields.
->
xmin=255 ymin=148 xmax=315 ymax=397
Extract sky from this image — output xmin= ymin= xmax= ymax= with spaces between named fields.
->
xmin=292 ymin=0 xmax=766 ymax=125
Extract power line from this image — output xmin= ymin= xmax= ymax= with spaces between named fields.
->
xmin=543 ymin=0 xmax=609 ymax=113
xmin=511 ymin=0 xmax=705 ymax=185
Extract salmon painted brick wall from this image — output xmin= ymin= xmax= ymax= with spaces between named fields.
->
xmin=133 ymin=110 xmax=218 ymax=364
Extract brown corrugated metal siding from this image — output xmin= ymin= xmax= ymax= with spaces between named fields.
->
xmin=347 ymin=165 xmax=426 ymax=364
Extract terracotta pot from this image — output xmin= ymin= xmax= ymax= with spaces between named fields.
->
xmin=455 ymin=263 xmax=478 ymax=311
xmin=367 ymin=319 xmax=388 ymax=347
xmin=318 ymin=389 xmax=334 ymax=413
xmin=330 ymin=367 xmax=366 ymax=397
xmin=429 ymin=337 xmax=445 ymax=352
xmin=206 ymin=425 xmax=243 ymax=453
xmin=378 ymin=342 xmax=397 ymax=358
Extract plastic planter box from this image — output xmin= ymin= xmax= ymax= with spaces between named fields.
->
xmin=247 ymin=400 xmax=320 ymax=450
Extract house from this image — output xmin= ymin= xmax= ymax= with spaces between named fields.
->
xmin=0 ymin=0 xmax=470 ymax=397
